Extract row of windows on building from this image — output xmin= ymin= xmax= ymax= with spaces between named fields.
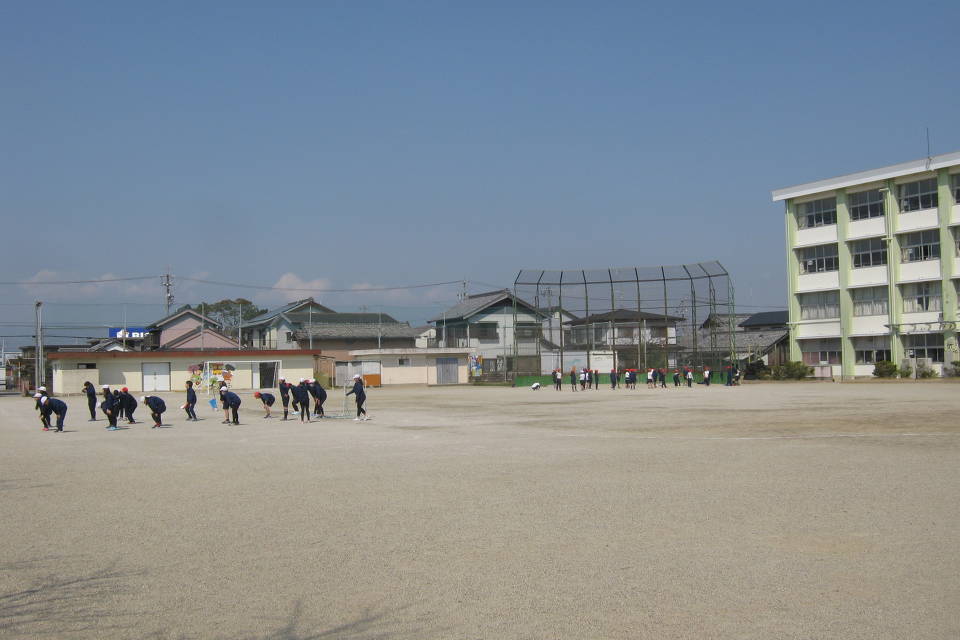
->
xmin=799 ymin=333 xmax=945 ymax=365
xmin=798 ymin=229 xmax=951 ymax=274
xmin=798 ymin=281 xmax=952 ymax=320
xmin=797 ymin=175 xmax=960 ymax=229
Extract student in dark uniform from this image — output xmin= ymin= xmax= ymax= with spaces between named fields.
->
xmin=101 ymin=385 xmax=118 ymax=430
xmin=220 ymin=388 xmax=241 ymax=425
xmin=295 ymin=379 xmax=310 ymax=423
xmin=218 ymin=388 xmax=240 ymax=424
xmin=311 ymin=379 xmax=327 ymax=418
xmin=46 ymin=396 xmax=68 ymax=432
xmin=659 ymin=368 xmax=667 ymax=389
xmin=672 ymin=369 xmax=681 ymax=387
xmin=346 ymin=374 xmax=369 ymax=421
xmin=569 ymin=367 xmax=577 ymax=392
xmin=278 ymin=378 xmax=293 ymax=420
xmin=82 ymin=381 xmax=98 ymax=420
xmin=120 ymin=387 xmax=137 ymax=424
xmin=609 ymin=368 xmax=617 ymax=390
xmin=253 ymin=391 xmax=275 ymax=418
xmin=34 ymin=392 xmax=51 ymax=430
xmin=307 ymin=379 xmax=320 ymax=415
xmin=291 ymin=378 xmax=304 ymax=414
xmin=184 ymin=380 xmax=198 ymax=420
xmin=142 ymin=395 xmax=166 ymax=428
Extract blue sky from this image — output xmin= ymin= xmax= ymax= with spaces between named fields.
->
xmin=2 ymin=1 xmax=958 ymax=344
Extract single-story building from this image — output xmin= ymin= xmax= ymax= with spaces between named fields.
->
xmin=47 ymin=349 xmax=325 ymax=395
xmin=346 ymin=348 xmax=473 ymax=386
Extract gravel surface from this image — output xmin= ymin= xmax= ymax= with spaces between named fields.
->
xmin=1 ymin=382 xmax=958 ymax=639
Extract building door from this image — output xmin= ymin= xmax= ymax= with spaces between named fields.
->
xmin=142 ymin=362 xmax=171 ymax=392
xmin=436 ymin=357 xmax=459 ymax=385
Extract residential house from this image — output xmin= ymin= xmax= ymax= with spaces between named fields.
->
xmin=240 ymin=298 xmax=335 ymax=349
xmin=143 ymin=308 xmax=236 ymax=350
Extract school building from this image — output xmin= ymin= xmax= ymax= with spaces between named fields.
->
xmin=773 ymin=150 xmax=960 ymax=377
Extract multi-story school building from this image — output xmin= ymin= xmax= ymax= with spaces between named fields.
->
xmin=772 ymin=151 xmax=960 ymax=378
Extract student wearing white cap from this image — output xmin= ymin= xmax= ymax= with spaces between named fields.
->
xmin=33 ymin=393 xmax=51 ymax=430
xmin=345 ymin=374 xmax=369 ymax=421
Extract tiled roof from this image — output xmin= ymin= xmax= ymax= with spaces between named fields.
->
xmin=429 ymin=290 xmax=542 ymax=323
xmin=738 ymin=310 xmax=788 ymax=328
xmin=245 ymin=298 xmax=335 ymax=326
xmin=292 ymin=323 xmax=422 ymax=339
xmin=149 ymin=308 xmax=221 ymax=329
xmin=285 ymin=311 xmax=399 ymax=325
xmin=565 ymin=309 xmax=684 ymax=325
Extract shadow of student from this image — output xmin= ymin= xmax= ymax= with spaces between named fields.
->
xmin=0 ymin=556 xmax=145 ymax=637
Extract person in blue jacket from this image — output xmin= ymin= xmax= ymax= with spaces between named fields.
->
xmin=278 ymin=378 xmax=293 ymax=420
xmin=82 ymin=381 xmax=98 ymax=420
xmin=101 ymin=385 xmax=119 ymax=430
xmin=253 ymin=391 xmax=275 ymax=418
xmin=36 ymin=394 xmax=68 ymax=431
xmin=184 ymin=380 xmax=198 ymax=421
xmin=310 ymin=379 xmax=327 ymax=418
xmin=220 ymin=388 xmax=241 ymax=425
xmin=295 ymin=379 xmax=310 ymax=423
xmin=120 ymin=387 xmax=137 ymax=424
xmin=345 ymin=374 xmax=369 ymax=421
xmin=142 ymin=395 xmax=166 ymax=428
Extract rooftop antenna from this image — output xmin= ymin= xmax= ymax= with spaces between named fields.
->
xmin=925 ymin=127 xmax=932 ymax=170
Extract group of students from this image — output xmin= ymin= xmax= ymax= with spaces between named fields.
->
xmin=548 ymin=365 xmax=740 ymax=391
xmin=32 ymin=374 xmax=371 ymax=433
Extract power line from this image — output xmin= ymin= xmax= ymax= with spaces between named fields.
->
xmin=0 ymin=275 xmax=158 ymax=285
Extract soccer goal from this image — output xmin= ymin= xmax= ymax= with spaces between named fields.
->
xmin=202 ymin=360 xmax=283 ymax=395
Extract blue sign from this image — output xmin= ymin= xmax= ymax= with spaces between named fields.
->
xmin=109 ymin=327 xmax=148 ymax=339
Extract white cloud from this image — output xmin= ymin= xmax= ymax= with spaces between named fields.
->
xmin=256 ymin=272 xmax=332 ymax=306
xmin=18 ymin=270 xmax=161 ymax=301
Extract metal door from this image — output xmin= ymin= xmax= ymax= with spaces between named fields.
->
xmin=142 ymin=362 xmax=171 ymax=391
xmin=436 ymin=357 xmax=459 ymax=385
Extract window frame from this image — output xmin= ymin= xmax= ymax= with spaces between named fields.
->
xmin=848 ymin=189 xmax=885 ymax=221
xmin=796 ymin=197 xmax=838 ymax=229
xmin=899 ymin=230 xmax=940 ymax=262
xmin=851 ymin=286 xmax=889 ymax=317
xmin=850 ymin=237 xmax=888 ymax=269
xmin=798 ymin=244 xmax=839 ymax=274
xmin=798 ymin=290 xmax=840 ymax=320
xmin=904 ymin=333 xmax=945 ymax=363
xmin=901 ymin=281 xmax=942 ymax=314
xmin=897 ymin=178 xmax=938 ymax=212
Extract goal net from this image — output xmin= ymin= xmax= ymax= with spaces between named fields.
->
xmin=201 ymin=360 xmax=283 ymax=395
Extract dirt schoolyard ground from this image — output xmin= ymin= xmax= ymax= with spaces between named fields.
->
xmin=1 ymin=381 xmax=958 ymax=639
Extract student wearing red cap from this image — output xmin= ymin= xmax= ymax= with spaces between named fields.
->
xmin=253 ymin=391 xmax=275 ymax=418
xmin=119 ymin=387 xmax=137 ymax=424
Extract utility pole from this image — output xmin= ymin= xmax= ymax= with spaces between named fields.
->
xmin=237 ymin=301 xmax=243 ymax=350
xmin=309 ymin=305 xmax=313 ymax=350
xmin=378 ymin=306 xmax=382 ymax=350
xmin=34 ymin=301 xmax=43 ymax=390
xmin=162 ymin=272 xmax=174 ymax=315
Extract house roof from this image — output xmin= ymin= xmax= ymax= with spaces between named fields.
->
xmin=162 ymin=326 xmax=237 ymax=349
xmin=429 ymin=290 xmax=542 ymax=323
xmin=149 ymin=308 xmax=222 ymax=329
xmin=244 ymin=298 xmax=335 ymax=327
xmin=565 ymin=309 xmax=685 ymax=326
xmin=292 ymin=323 xmax=422 ymax=340
xmin=285 ymin=311 xmax=400 ymax=325
xmin=738 ymin=310 xmax=788 ymax=328
xmin=699 ymin=312 xmax=753 ymax=330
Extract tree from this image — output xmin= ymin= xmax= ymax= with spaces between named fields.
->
xmin=177 ymin=299 xmax=266 ymax=339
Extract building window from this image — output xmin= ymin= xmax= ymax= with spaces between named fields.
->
xmin=850 ymin=237 xmax=887 ymax=268
xmin=904 ymin=333 xmax=945 ymax=363
xmin=516 ymin=324 xmax=539 ymax=342
xmin=852 ymin=336 xmax=891 ymax=364
xmin=398 ymin=358 xmax=410 ymax=366
xmin=897 ymin=178 xmax=938 ymax=212
xmin=474 ymin=323 xmax=498 ymax=340
xmin=952 ymin=174 xmax=960 ymax=204
xmin=953 ymin=227 xmax=960 ymax=257
xmin=851 ymin=286 xmax=888 ymax=317
xmin=899 ymin=230 xmax=940 ymax=262
xmin=800 ymin=339 xmax=842 ymax=365
xmin=848 ymin=189 xmax=885 ymax=220
xmin=955 ymin=280 xmax=960 ymax=309
xmin=799 ymin=291 xmax=840 ymax=320
xmin=798 ymin=244 xmax=839 ymax=274
xmin=797 ymin=197 xmax=837 ymax=229
xmin=901 ymin=281 xmax=941 ymax=313
xmin=78 ymin=363 xmax=97 ymax=369
xmin=593 ymin=326 xmax=606 ymax=343
xmin=285 ymin=332 xmax=294 ymax=343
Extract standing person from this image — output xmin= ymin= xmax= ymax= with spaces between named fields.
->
xmin=220 ymin=388 xmax=241 ymax=425
xmin=686 ymin=368 xmax=694 ymax=388
xmin=659 ymin=368 xmax=667 ymax=389
xmin=184 ymin=380 xmax=198 ymax=421
xmin=120 ymin=387 xmax=137 ymax=424
xmin=593 ymin=369 xmax=600 ymax=390
xmin=579 ymin=368 xmax=586 ymax=390
xmin=553 ymin=369 xmax=562 ymax=391
xmin=254 ymin=391 xmax=275 ymax=418
xmin=82 ymin=381 xmax=98 ymax=421
xmin=646 ymin=369 xmax=654 ymax=389
xmin=346 ymin=374 xmax=369 ymax=421
xmin=295 ymin=379 xmax=311 ymax=423
xmin=278 ymin=377 xmax=293 ymax=420
xmin=101 ymin=385 xmax=118 ymax=430
xmin=609 ymin=368 xmax=617 ymax=390
xmin=311 ymin=379 xmax=327 ymax=418
xmin=142 ymin=395 xmax=166 ymax=428
xmin=673 ymin=369 xmax=681 ymax=387
xmin=725 ymin=366 xmax=733 ymax=386
xmin=704 ymin=367 xmax=711 ymax=386
xmin=585 ymin=369 xmax=593 ymax=389
xmin=569 ymin=367 xmax=577 ymax=391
